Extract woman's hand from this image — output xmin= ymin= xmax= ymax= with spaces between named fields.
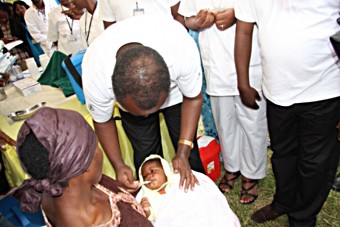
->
xmin=212 ymin=8 xmax=235 ymax=31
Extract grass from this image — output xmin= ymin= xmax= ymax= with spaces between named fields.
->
xmin=216 ymin=149 xmax=340 ymax=227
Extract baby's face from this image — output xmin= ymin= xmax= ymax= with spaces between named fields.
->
xmin=141 ymin=160 xmax=167 ymax=190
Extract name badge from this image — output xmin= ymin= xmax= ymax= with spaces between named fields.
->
xmin=68 ymin=34 xmax=78 ymax=42
xmin=133 ymin=7 xmax=144 ymax=16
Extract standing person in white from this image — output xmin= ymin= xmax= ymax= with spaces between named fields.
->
xmin=71 ymin=0 xmax=104 ymax=47
xmin=179 ymin=0 xmax=267 ymax=205
xmin=47 ymin=0 xmax=83 ymax=55
xmin=235 ymin=0 xmax=340 ymax=225
xmin=24 ymin=0 xmax=57 ymax=57
xmin=97 ymin=0 xmax=185 ymax=28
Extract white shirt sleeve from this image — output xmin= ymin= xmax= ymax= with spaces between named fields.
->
xmin=178 ymin=0 xmax=197 ymax=18
xmin=98 ymin=0 xmax=116 ymax=22
xmin=234 ymin=0 xmax=256 ymax=22
xmin=173 ymin=27 xmax=202 ymax=98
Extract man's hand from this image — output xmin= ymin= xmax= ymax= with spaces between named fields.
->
xmin=238 ymin=86 xmax=261 ymax=109
xmin=172 ymin=154 xmax=199 ymax=192
xmin=194 ymin=9 xmax=215 ymax=30
xmin=0 ymin=130 xmax=16 ymax=151
xmin=141 ymin=197 xmax=151 ymax=218
xmin=115 ymin=163 xmax=140 ymax=193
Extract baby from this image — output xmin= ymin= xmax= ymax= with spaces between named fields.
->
xmin=136 ymin=155 xmax=241 ymax=227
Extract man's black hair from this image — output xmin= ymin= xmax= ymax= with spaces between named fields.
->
xmin=112 ymin=45 xmax=170 ymax=111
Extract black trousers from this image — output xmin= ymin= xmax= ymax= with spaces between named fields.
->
xmin=120 ymin=103 xmax=205 ymax=177
xmin=268 ymin=97 xmax=340 ymax=226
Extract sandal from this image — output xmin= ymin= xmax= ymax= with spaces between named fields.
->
xmin=218 ymin=170 xmax=241 ymax=193
xmin=240 ymin=179 xmax=258 ymax=205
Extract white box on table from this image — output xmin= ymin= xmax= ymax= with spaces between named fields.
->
xmin=12 ymin=78 xmax=42 ymax=97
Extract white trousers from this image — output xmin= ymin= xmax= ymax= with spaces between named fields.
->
xmin=210 ymin=94 xmax=268 ymax=179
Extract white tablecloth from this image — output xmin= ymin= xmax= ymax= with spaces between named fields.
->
xmin=0 ymin=84 xmax=75 ymax=124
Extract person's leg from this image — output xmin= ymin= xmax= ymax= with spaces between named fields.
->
xmin=267 ymin=101 xmax=300 ymax=213
xmin=236 ymin=93 xmax=267 ymax=179
xmin=210 ymin=96 xmax=241 ymax=191
xmin=162 ymin=103 xmax=205 ymax=173
xmin=120 ymin=109 xmax=163 ymax=176
xmin=288 ymin=97 xmax=340 ymax=226
xmin=235 ymin=93 xmax=267 ymax=204
xmin=251 ymin=100 xmax=298 ymax=223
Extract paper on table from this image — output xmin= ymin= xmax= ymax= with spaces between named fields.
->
xmin=4 ymin=40 xmax=23 ymax=50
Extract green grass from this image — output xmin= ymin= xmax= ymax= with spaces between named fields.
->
xmin=216 ymin=149 xmax=340 ymax=227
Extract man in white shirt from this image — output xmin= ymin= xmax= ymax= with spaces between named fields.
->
xmin=47 ymin=0 xmax=83 ymax=55
xmin=234 ymin=0 xmax=340 ymax=226
xmin=82 ymin=15 xmax=205 ymax=192
xmin=24 ymin=0 xmax=57 ymax=56
xmin=70 ymin=0 xmax=105 ymax=47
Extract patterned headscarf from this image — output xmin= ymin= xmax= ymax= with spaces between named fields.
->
xmin=13 ymin=107 xmax=97 ymax=212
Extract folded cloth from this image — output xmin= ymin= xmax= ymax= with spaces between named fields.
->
xmin=38 ymin=51 xmax=74 ymax=97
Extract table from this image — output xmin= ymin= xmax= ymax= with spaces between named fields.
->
xmin=0 ymin=84 xmax=175 ymax=187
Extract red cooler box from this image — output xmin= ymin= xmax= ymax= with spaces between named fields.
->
xmin=197 ymin=136 xmax=221 ymax=182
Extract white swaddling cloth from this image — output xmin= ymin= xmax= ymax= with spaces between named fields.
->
xmin=136 ymin=155 xmax=241 ymax=227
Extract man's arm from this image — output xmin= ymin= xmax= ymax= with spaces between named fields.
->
xmin=171 ymin=2 xmax=186 ymax=27
xmin=93 ymin=118 xmax=140 ymax=192
xmin=103 ymin=21 xmax=115 ymax=29
xmin=234 ymin=19 xmax=260 ymax=109
xmin=172 ymin=92 xmax=203 ymax=191
xmin=0 ymin=130 xmax=16 ymax=151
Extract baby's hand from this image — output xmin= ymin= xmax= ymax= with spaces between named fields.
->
xmin=141 ymin=197 xmax=151 ymax=218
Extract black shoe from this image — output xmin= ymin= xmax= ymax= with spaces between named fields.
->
xmin=251 ymin=204 xmax=284 ymax=223
xmin=332 ymin=173 xmax=340 ymax=192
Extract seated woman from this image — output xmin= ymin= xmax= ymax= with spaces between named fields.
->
xmin=13 ymin=107 xmax=152 ymax=226
xmin=0 ymin=2 xmax=32 ymax=70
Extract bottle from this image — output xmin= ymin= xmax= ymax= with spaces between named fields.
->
xmin=8 ymin=65 xmax=24 ymax=82
xmin=25 ymin=58 xmax=40 ymax=80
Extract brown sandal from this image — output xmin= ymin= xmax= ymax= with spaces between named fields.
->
xmin=218 ymin=170 xmax=241 ymax=193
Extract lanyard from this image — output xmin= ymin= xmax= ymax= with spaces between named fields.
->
xmin=85 ymin=1 xmax=97 ymax=46
xmin=61 ymin=6 xmax=74 ymax=35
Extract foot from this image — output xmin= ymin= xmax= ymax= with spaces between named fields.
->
xmin=240 ymin=177 xmax=258 ymax=204
xmin=218 ymin=170 xmax=240 ymax=193
xmin=251 ymin=204 xmax=283 ymax=223
xmin=332 ymin=173 xmax=340 ymax=192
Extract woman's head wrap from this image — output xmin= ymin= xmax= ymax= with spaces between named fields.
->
xmin=13 ymin=107 xmax=97 ymax=212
